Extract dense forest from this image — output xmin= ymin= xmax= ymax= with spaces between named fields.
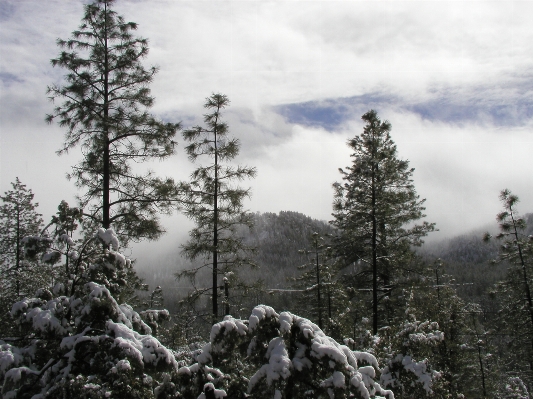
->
xmin=1 ymin=1 xmax=532 ymax=398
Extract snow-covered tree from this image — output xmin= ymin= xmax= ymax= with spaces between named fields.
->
xmin=377 ymin=305 xmax=445 ymax=398
xmin=484 ymin=189 xmax=533 ymax=389
xmin=331 ymin=110 xmax=435 ymax=334
xmin=0 ymin=178 xmax=43 ymax=336
xmin=164 ymin=305 xmax=395 ymax=398
xmin=178 ymin=93 xmax=257 ymax=323
xmin=0 ymin=229 xmax=176 ymax=399
xmin=46 ymin=0 xmax=180 ymax=244
xmin=23 ymin=201 xmax=146 ymax=305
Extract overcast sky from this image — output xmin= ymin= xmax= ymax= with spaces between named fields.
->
xmin=1 ymin=0 xmax=532 ymax=256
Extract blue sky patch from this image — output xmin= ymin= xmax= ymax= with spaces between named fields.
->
xmin=0 ymin=72 xmax=24 ymax=87
xmin=277 ymin=86 xmax=533 ymax=130
xmin=0 ymin=2 xmax=15 ymax=22
xmin=276 ymin=93 xmax=395 ymax=130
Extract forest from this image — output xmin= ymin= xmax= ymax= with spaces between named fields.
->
xmin=1 ymin=1 xmax=532 ymax=398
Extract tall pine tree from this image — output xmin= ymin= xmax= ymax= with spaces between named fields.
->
xmin=484 ymin=189 xmax=533 ymax=390
xmin=46 ymin=0 xmax=180 ymax=244
xmin=331 ymin=110 xmax=435 ymax=334
xmin=178 ymin=93 xmax=256 ymax=323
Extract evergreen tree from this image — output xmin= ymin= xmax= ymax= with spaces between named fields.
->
xmin=163 ymin=305 xmax=394 ymax=399
xmin=0 ymin=230 xmax=176 ymax=399
xmin=0 ymin=178 xmax=43 ymax=335
xmin=23 ymin=202 xmax=146 ymax=304
xmin=46 ymin=0 xmax=180 ymax=244
xmin=291 ymin=232 xmax=348 ymax=337
xmin=178 ymin=93 xmax=256 ymax=323
xmin=484 ymin=189 xmax=533 ymax=389
xmin=331 ymin=110 xmax=435 ymax=334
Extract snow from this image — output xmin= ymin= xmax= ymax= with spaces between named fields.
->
xmin=41 ymin=250 xmax=61 ymax=263
xmin=278 ymin=312 xmax=293 ymax=334
xmin=320 ymin=370 xmax=346 ymax=388
xmin=108 ymin=249 xmax=129 ymax=268
xmin=4 ymin=366 xmax=37 ymax=382
xmin=178 ymin=362 xmax=201 ymax=376
xmin=107 ymin=320 xmax=178 ymax=369
xmin=354 ymin=351 xmax=380 ymax=369
xmin=210 ymin=315 xmax=248 ymax=344
xmin=248 ymin=305 xmax=278 ymax=331
xmin=97 ymin=228 xmax=119 ymax=250
xmin=0 ymin=342 xmax=23 ymax=378
xmin=59 ymin=233 xmax=75 ymax=246
xmin=198 ymin=382 xmax=227 ymax=399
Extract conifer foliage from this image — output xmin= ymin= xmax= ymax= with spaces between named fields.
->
xmin=331 ymin=110 xmax=435 ymax=334
xmin=178 ymin=93 xmax=257 ymax=322
xmin=0 ymin=229 xmax=175 ymax=399
xmin=46 ymin=0 xmax=180 ymax=244
xmin=0 ymin=178 xmax=44 ymax=335
xmin=485 ymin=190 xmax=533 ymax=389
xmin=291 ymin=232 xmax=348 ymax=336
xmin=161 ymin=305 xmax=394 ymax=399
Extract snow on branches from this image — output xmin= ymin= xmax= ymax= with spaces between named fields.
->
xmin=171 ymin=305 xmax=394 ymax=399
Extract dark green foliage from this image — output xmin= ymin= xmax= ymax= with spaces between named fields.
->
xmin=46 ymin=0 xmax=180 ymax=244
xmin=0 ymin=178 xmax=44 ymax=336
xmin=178 ymin=93 xmax=257 ymax=322
xmin=290 ymin=232 xmax=349 ymax=338
xmin=331 ymin=110 xmax=435 ymax=334
xmin=484 ymin=190 xmax=533 ymax=390
xmin=163 ymin=306 xmax=393 ymax=398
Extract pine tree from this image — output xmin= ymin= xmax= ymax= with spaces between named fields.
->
xmin=0 ymin=229 xmax=176 ymax=399
xmin=0 ymin=178 xmax=44 ymax=336
xmin=291 ymin=232 xmax=348 ymax=337
xmin=331 ymin=110 xmax=435 ymax=334
xmin=484 ymin=189 xmax=533 ymax=389
xmin=46 ymin=0 xmax=180 ymax=244
xmin=165 ymin=305 xmax=394 ymax=398
xmin=178 ymin=93 xmax=257 ymax=323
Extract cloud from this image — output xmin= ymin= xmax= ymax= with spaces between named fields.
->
xmin=1 ymin=0 xmax=532 ymax=256
xmin=276 ymin=76 xmax=533 ymax=130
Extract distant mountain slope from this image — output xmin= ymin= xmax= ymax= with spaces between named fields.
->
xmin=245 ymin=211 xmax=336 ymax=289
xmin=137 ymin=210 xmax=335 ymax=313
xmin=138 ymin=211 xmax=531 ymax=313
xmin=419 ymin=213 xmax=532 ymax=302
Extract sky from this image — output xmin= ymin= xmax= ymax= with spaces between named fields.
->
xmin=1 ymin=0 xmax=532 ymax=260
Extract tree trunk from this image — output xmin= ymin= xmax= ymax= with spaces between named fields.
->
xmin=316 ymin=249 xmax=322 ymax=329
xmin=371 ymin=138 xmax=378 ymax=335
xmin=212 ymin=108 xmax=220 ymax=323
xmin=102 ymin=1 xmax=110 ymax=231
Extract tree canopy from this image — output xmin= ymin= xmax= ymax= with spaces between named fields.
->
xmin=46 ymin=0 xmax=180 ymax=244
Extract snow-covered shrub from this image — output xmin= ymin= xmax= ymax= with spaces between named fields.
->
xmin=0 ymin=229 xmax=176 ymax=399
xmin=169 ymin=305 xmax=394 ymax=399
xmin=1 ymin=280 xmax=177 ymax=398
xmin=377 ymin=309 xmax=444 ymax=398
xmin=500 ymin=377 xmax=529 ymax=399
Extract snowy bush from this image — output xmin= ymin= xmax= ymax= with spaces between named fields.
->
xmin=501 ymin=377 xmax=530 ymax=399
xmin=1 ymin=280 xmax=177 ymax=398
xmin=169 ymin=305 xmax=394 ymax=399
xmin=376 ymin=310 xmax=444 ymax=397
xmin=0 ymin=228 xmax=176 ymax=399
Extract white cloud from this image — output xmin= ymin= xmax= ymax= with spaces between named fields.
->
xmin=1 ymin=0 xmax=532 ymax=255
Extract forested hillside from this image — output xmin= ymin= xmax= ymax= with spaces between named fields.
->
xmin=1 ymin=1 xmax=532 ymax=397
xmin=420 ymin=213 xmax=533 ymax=303
xmin=138 ymin=211 xmax=335 ymax=315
